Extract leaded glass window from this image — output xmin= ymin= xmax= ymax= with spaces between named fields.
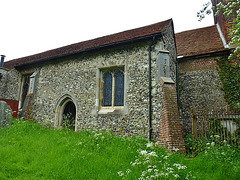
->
xmin=114 ymin=71 xmax=124 ymax=106
xmin=103 ymin=72 xmax=112 ymax=106
xmin=101 ymin=67 xmax=124 ymax=107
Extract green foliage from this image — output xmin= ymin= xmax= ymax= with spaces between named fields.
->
xmin=208 ymin=117 xmax=240 ymax=147
xmin=62 ymin=112 xmax=75 ymax=130
xmin=0 ymin=119 xmax=240 ymax=179
xmin=216 ymin=0 xmax=240 ymax=58
xmin=118 ymin=142 xmax=194 ymax=179
xmin=217 ymin=57 xmax=240 ymax=111
xmin=197 ymin=2 xmax=212 ymax=21
xmin=185 ymin=117 xmax=239 ymax=156
xmin=184 ymin=132 xmax=240 ymax=179
xmin=184 ymin=134 xmax=209 ymax=155
xmin=190 ymin=142 xmax=240 ymax=180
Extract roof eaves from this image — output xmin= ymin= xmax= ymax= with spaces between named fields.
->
xmin=15 ymin=32 xmax=163 ymax=69
xmin=177 ymin=49 xmax=230 ymax=62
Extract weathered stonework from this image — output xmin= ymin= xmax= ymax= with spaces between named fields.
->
xmin=178 ymin=56 xmax=228 ymax=135
xmin=0 ymin=68 xmax=20 ymax=100
xmin=2 ymin=21 xmax=187 ymax=152
xmin=20 ymin=26 xmax=177 ymax=140
xmin=0 ymin=101 xmax=12 ymax=128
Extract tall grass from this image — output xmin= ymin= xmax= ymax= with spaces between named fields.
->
xmin=0 ymin=119 xmax=239 ymax=179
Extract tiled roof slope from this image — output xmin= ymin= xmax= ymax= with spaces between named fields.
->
xmin=5 ymin=19 xmax=172 ymax=69
xmin=175 ymin=25 xmax=226 ymax=57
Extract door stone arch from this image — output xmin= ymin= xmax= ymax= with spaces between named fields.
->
xmin=55 ymin=94 xmax=78 ymax=131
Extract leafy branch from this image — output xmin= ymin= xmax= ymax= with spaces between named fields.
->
xmin=197 ymin=0 xmax=240 ymax=59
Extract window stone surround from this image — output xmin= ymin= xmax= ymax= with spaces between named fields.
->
xmin=96 ymin=65 xmax=128 ymax=115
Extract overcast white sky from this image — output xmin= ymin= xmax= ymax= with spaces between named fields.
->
xmin=1 ymin=0 xmax=214 ymax=62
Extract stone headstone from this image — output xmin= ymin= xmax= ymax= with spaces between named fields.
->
xmin=0 ymin=101 xmax=12 ymax=128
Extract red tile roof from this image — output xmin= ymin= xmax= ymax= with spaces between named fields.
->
xmin=5 ymin=19 xmax=173 ymax=69
xmin=175 ymin=25 xmax=227 ymax=57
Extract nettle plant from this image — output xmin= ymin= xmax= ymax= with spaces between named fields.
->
xmin=62 ymin=112 xmax=74 ymax=129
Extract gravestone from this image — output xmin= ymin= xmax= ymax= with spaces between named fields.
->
xmin=0 ymin=101 xmax=12 ymax=127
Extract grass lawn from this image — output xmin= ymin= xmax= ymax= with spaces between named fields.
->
xmin=0 ymin=119 xmax=239 ymax=179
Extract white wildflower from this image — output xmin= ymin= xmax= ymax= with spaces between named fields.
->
xmin=117 ymin=171 xmax=124 ymax=176
xmin=141 ymin=171 xmax=147 ymax=177
xmin=149 ymin=151 xmax=158 ymax=157
xmin=211 ymin=142 xmax=215 ymax=146
xmin=181 ymin=165 xmax=187 ymax=169
xmin=146 ymin=142 xmax=154 ymax=148
xmin=173 ymin=147 xmax=179 ymax=152
xmin=150 ymin=175 xmax=155 ymax=179
xmin=132 ymin=159 xmax=141 ymax=166
xmin=163 ymin=156 xmax=168 ymax=159
xmin=166 ymin=167 xmax=174 ymax=171
xmin=148 ymin=169 xmax=153 ymax=172
xmin=173 ymin=163 xmax=187 ymax=170
xmin=126 ymin=169 xmax=131 ymax=174
xmin=140 ymin=150 xmax=148 ymax=155
xmin=77 ymin=142 xmax=82 ymax=145
xmin=174 ymin=174 xmax=180 ymax=178
xmin=154 ymin=172 xmax=160 ymax=177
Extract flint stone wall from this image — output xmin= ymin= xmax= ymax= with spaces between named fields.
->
xmin=0 ymin=68 xmax=20 ymax=101
xmin=27 ymin=26 xmax=176 ymax=139
xmin=178 ymin=56 xmax=228 ymax=135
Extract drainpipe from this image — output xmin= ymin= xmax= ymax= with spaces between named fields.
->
xmin=176 ymin=59 xmax=179 ymax=111
xmin=148 ymin=36 xmax=155 ymax=141
xmin=0 ymin=55 xmax=5 ymax=68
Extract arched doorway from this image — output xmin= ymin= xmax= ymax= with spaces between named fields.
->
xmin=62 ymin=101 xmax=76 ymax=130
xmin=55 ymin=94 xmax=78 ymax=131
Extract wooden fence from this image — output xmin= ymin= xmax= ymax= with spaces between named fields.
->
xmin=191 ymin=107 xmax=240 ymax=147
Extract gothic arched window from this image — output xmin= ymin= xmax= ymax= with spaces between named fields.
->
xmin=102 ymin=67 xmax=124 ymax=107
